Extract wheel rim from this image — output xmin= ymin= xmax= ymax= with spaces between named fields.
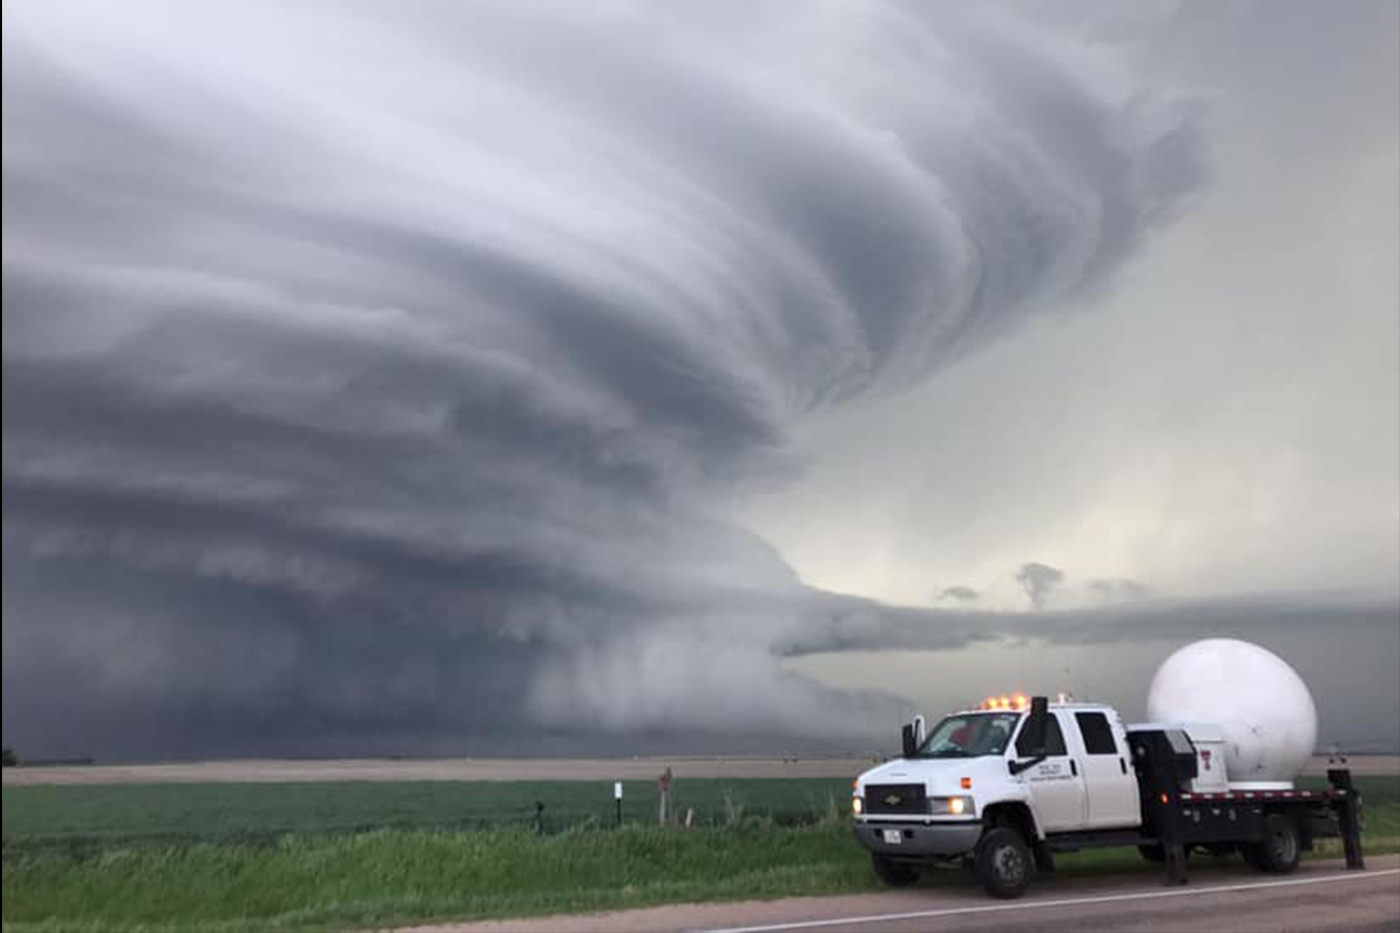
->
xmin=993 ymin=845 xmax=1026 ymax=885
xmin=1269 ymin=827 xmax=1297 ymax=864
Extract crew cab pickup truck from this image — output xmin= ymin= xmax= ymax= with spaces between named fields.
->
xmin=851 ymin=696 xmax=1363 ymax=898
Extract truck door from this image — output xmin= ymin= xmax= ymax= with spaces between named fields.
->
xmin=1073 ymin=711 xmax=1142 ymax=828
xmin=1015 ymin=711 xmax=1086 ymax=832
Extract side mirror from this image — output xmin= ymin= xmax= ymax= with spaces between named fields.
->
xmin=1008 ymin=696 xmax=1050 ymax=776
xmin=1019 ymin=696 xmax=1049 ymax=758
xmin=901 ymin=723 xmax=918 ymax=758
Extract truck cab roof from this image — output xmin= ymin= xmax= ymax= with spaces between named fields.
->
xmin=948 ymin=701 xmax=1118 ymax=716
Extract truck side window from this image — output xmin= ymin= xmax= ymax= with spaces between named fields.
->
xmin=1075 ymin=712 xmax=1118 ymax=755
xmin=1016 ymin=715 xmax=1066 ymax=757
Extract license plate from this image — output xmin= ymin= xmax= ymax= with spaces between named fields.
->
xmin=882 ymin=829 xmax=902 ymax=844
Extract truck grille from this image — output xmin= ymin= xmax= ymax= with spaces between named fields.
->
xmin=864 ymin=783 xmax=927 ymax=815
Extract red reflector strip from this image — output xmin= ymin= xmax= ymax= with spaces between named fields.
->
xmin=1180 ymin=789 xmax=1332 ymax=802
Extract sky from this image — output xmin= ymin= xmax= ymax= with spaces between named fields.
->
xmin=3 ymin=0 xmax=1397 ymax=760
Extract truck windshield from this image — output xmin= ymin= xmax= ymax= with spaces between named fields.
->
xmin=917 ymin=713 xmax=1022 ymax=758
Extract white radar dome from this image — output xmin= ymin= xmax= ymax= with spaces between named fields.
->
xmin=1146 ymin=638 xmax=1317 ymax=786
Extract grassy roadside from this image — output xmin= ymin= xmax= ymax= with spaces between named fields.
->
xmin=5 ymin=820 xmax=1396 ymax=933
xmin=3 ymin=821 xmax=877 ymax=933
xmin=4 ymin=776 xmax=1396 ymax=933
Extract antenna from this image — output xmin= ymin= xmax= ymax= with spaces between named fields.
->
xmin=1062 ymin=664 xmax=1077 ymax=703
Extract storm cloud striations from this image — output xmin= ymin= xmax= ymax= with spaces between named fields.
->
xmin=3 ymin=1 xmax=1206 ymax=756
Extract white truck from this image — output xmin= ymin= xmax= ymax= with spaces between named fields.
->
xmin=851 ymin=695 xmax=1364 ymax=898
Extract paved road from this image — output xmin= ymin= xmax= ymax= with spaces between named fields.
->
xmin=5 ymin=755 xmax=1395 ymax=785
xmin=404 ymin=855 xmax=1400 ymax=933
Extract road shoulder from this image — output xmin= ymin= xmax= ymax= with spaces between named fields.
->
xmin=398 ymin=853 xmax=1400 ymax=933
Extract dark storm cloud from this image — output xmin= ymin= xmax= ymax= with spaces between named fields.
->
xmin=4 ymin=1 xmax=1210 ymax=756
xmin=1088 ymin=578 xmax=1155 ymax=602
xmin=1016 ymin=562 xmax=1066 ymax=610
xmin=782 ymin=588 xmax=1400 ymax=657
xmin=936 ymin=586 xmax=980 ymax=604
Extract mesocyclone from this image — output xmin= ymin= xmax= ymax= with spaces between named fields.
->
xmin=1 ymin=1 xmax=1208 ymax=753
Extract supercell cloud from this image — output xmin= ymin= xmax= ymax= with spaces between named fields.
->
xmin=2 ymin=1 xmax=1215 ymax=756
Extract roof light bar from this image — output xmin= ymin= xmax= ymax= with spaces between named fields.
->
xmin=979 ymin=694 xmax=1032 ymax=711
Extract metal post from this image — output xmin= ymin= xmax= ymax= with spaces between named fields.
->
xmin=658 ymin=767 xmax=673 ymax=826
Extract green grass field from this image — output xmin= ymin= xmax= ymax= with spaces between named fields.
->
xmin=4 ymin=775 xmax=1396 ymax=933
xmin=1 ymin=777 xmax=855 ymax=843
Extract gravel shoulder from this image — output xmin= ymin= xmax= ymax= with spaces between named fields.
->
xmin=397 ymin=854 xmax=1400 ymax=933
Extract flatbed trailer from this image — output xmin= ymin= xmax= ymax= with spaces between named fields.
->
xmin=1041 ymin=727 xmax=1365 ymax=885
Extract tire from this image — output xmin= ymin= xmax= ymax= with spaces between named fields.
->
xmin=1241 ymin=842 xmax=1264 ymax=871
xmin=871 ymin=854 xmax=919 ymax=887
xmin=1254 ymin=813 xmax=1301 ymax=874
xmin=975 ymin=827 xmax=1034 ymax=899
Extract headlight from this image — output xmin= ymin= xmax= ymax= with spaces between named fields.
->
xmin=929 ymin=795 xmax=975 ymax=816
xmin=852 ymin=796 xmax=864 ymax=816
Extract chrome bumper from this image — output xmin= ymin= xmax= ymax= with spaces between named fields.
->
xmin=853 ymin=819 xmax=983 ymax=857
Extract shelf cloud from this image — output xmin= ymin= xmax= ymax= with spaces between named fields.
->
xmin=0 ymin=0 xmax=1274 ymax=757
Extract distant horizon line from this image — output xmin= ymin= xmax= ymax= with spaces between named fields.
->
xmin=8 ymin=749 xmax=1399 ymax=768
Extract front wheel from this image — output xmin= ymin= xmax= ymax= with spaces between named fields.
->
xmin=871 ymin=854 xmax=919 ymax=887
xmin=975 ymin=827 xmax=1034 ymax=899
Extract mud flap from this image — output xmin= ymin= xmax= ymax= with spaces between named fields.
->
xmin=1164 ymin=843 xmax=1189 ymax=886
xmin=1032 ymin=840 xmax=1056 ymax=873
